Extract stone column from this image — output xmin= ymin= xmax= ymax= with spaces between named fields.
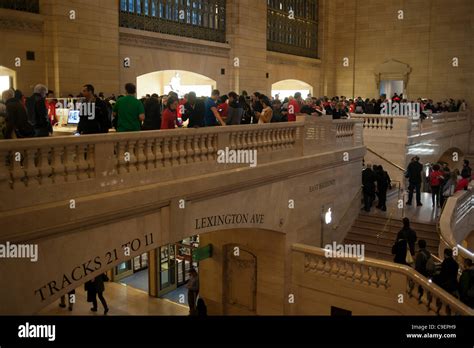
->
xmin=226 ymin=0 xmax=269 ymax=95
xmin=40 ymin=0 xmax=120 ymax=96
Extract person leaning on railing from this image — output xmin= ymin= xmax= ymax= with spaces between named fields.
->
xmin=1 ymin=89 xmax=35 ymax=139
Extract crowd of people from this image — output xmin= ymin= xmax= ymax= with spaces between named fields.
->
xmin=391 ymin=218 xmax=474 ymax=308
xmin=405 ymin=157 xmax=472 ymax=208
xmin=362 ymin=157 xmax=472 ymax=213
xmin=0 ymin=82 xmax=469 ymax=139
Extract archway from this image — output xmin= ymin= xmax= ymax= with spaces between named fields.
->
xmin=271 ymin=79 xmax=313 ymax=100
xmin=137 ymin=70 xmax=217 ymax=98
xmin=374 ymin=59 xmax=412 ymax=98
xmin=0 ymin=66 xmax=16 ymax=92
xmin=437 ymin=147 xmax=465 ymax=171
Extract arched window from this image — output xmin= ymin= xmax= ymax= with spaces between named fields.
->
xmin=267 ymin=0 xmax=319 ymax=59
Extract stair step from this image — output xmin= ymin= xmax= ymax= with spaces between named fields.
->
xmin=343 ymin=212 xmax=441 ymax=263
xmin=349 ymin=226 xmax=439 ymax=242
xmin=356 ymin=215 xmax=437 ymax=232
xmin=345 ymin=231 xmax=439 ymax=249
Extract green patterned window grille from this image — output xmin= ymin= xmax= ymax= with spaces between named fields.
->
xmin=267 ymin=0 xmax=318 ymax=59
xmin=120 ymin=0 xmax=226 ymax=43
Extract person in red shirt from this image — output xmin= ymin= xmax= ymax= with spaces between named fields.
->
xmin=161 ymin=96 xmax=178 ymax=130
xmin=218 ymin=95 xmax=229 ymax=123
xmin=45 ymin=90 xmax=57 ymax=126
xmin=288 ymin=92 xmax=302 ymax=122
xmin=455 ymin=177 xmax=470 ymax=193
xmin=429 ymin=164 xmax=444 ymax=207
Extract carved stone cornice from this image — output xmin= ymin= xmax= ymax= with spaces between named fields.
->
xmin=267 ymin=50 xmax=321 ymax=68
xmin=0 ymin=16 xmax=43 ymax=32
xmin=120 ymin=30 xmax=230 ymax=58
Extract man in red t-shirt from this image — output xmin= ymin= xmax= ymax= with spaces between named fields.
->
xmin=288 ymin=92 xmax=302 ymax=122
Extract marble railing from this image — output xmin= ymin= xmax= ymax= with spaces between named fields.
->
xmin=411 ymin=111 xmax=470 ymax=135
xmin=0 ymin=118 xmax=363 ymax=211
xmin=350 ymin=111 xmax=471 ymax=137
xmin=350 ymin=114 xmax=400 ymax=130
xmin=292 ymin=243 xmax=473 ymax=315
xmin=439 ymin=188 xmax=474 ymax=262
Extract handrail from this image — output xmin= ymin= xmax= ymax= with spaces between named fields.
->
xmin=366 ymin=147 xmax=405 ymax=172
xmin=438 ymin=189 xmax=474 ymax=264
xmin=376 ymin=212 xmax=393 ymax=259
xmin=293 ymin=243 xmax=474 ymax=315
xmin=332 ymin=187 xmax=362 ymax=231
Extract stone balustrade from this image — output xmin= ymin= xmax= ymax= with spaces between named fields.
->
xmin=350 ymin=111 xmax=471 ymax=139
xmin=439 ymin=189 xmax=474 ymax=262
xmin=292 ymin=243 xmax=473 ymax=315
xmin=410 ymin=111 xmax=470 ymax=136
xmin=0 ymin=118 xmax=363 ymax=212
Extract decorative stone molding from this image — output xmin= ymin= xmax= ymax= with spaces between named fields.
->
xmin=267 ymin=50 xmax=321 ymax=68
xmin=374 ymin=59 xmax=412 ymax=90
xmin=120 ymin=29 xmax=230 ymax=58
xmin=0 ymin=16 xmax=43 ymax=32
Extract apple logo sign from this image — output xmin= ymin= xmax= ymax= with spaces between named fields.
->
xmin=325 ymin=208 xmax=332 ymax=224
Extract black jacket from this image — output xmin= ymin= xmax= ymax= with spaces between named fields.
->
xmin=142 ymin=97 xmax=161 ymax=130
xmin=77 ymin=98 xmax=110 ymax=134
xmin=434 ymin=257 xmax=459 ymax=293
xmin=362 ymin=168 xmax=377 ymax=191
xmin=5 ymin=98 xmax=34 ymax=138
xmin=392 ymin=239 xmax=408 ymax=265
xmin=226 ymin=100 xmax=244 ymax=125
xmin=396 ymin=228 xmax=417 ymax=255
xmin=183 ymin=100 xmax=205 ymax=128
xmin=26 ymin=93 xmax=51 ymax=133
xmin=376 ymin=170 xmax=391 ymax=191
xmin=406 ymin=161 xmax=423 ymax=183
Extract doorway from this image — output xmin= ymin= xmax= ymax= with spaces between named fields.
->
xmin=223 ymin=245 xmax=257 ymax=315
xmin=380 ymin=80 xmax=404 ymax=98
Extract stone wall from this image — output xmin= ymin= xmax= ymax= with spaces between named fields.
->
xmin=329 ymin=0 xmax=474 ymax=107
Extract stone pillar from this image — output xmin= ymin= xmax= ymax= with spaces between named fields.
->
xmin=226 ymin=0 xmax=269 ymax=95
xmin=40 ymin=0 xmax=120 ymax=96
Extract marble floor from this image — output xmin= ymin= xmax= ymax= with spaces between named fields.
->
xmin=118 ymin=269 xmax=148 ymax=293
xmin=37 ymin=282 xmax=188 ymax=316
xmin=362 ymin=191 xmax=441 ymax=224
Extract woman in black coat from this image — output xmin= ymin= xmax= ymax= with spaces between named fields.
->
xmin=85 ymin=274 xmax=109 ymax=314
xmin=392 ymin=239 xmax=409 ymax=265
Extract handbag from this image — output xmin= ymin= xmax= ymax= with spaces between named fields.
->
xmin=406 ymin=248 xmax=414 ymax=265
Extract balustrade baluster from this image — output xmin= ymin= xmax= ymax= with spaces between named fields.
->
xmin=10 ymin=150 xmax=25 ymax=188
xmin=163 ymin=137 xmax=172 ymax=167
xmin=36 ymin=147 xmax=52 ymax=185
xmin=24 ymin=148 xmax=40 ymax=186
xmin=207 ymin=135 xmax=215 ymax=161
xmin=76 ymin=144 xmax=90 ymax=179
xmin=192 ymin=136 xmax=201 ymax=163
xmin=199 ymin=135 xmax=208 ymax=162
xmin=136 ymin=139 xmax=147 ymax=171
xmin=144 ymin=140 xmax=153 ymax=170
xmin=177 ymin=136 xmax=187 ymax=165
xmin=185 ymin=136 xmax=194 ymax=164
xmin=64 ymin=145 xmax=78 ymax=181
xmin=154 ymin=139 xmax=164 ymax=168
